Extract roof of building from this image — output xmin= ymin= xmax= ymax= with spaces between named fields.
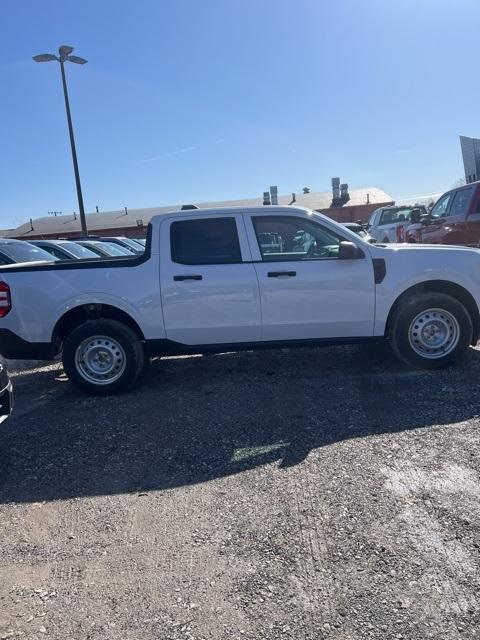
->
xmin=9 ymin=186 xmax=393 ymax=238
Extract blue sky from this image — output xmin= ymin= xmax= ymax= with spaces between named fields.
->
xmin=1 ymin=0 xmax=479 ymax=229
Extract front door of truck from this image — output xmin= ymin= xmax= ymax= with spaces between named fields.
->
xmin=244 ymin=213 xmax=376 ymax=341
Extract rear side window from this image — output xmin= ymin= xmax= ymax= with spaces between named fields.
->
xmin=171 ymin=218 xmax=242 ymax=265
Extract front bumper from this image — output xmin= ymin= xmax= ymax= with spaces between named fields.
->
xmin=0 ymin=380 xmax=12 ymax=424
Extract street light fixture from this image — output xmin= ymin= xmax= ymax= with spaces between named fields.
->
xmin=33 ymin=45 xmax=89 ymax=235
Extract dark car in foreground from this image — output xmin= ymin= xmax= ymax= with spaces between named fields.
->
xmin=0 ymin=362 xmax=12 ymax=423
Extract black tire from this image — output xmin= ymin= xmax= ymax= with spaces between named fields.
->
xmin=389 ymin=292 xmax=473 ymax=369
xmin=62 ymin=319 xmax=145 ymax=395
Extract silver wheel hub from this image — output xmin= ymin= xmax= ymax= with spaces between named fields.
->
xmin=75 ymin=336 xmax=126 ymax=385
xmin=408 ymin=308 xmax=460 ymax=359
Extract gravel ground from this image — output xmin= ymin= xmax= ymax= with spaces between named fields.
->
xmin=0 ymin=344 xmax=479 ymax=639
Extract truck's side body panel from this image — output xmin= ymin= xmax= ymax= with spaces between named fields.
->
xmin=1 ymin=206 xmax=480 ymax=362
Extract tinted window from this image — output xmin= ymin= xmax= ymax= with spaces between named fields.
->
xmin=253 ymin=216 xmax=342 ymax=261
xmin=171 ymin=218 xmax=241 ymax=265
xmin=449 ymin=187 xmax=474 ymax=217
xmin=0 ymin=242 xmax=58 ymax=263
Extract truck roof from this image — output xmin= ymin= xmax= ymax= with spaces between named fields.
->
xmin=148 ymin=205 xmax=314 ymax=224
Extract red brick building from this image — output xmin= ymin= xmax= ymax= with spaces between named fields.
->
xmin=7 ymin=184 xmax=394 ymax=240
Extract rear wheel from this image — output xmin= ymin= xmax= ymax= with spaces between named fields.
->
xmin=389 ymin=292 xmax=472 ymax=369
xmin=63 ymin=319 xmax=145 ymax=395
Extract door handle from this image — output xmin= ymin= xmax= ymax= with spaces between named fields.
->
xmin=267 ymin=271 xmax=296 ymax=278
xmin=174 ymin=275 xmax=203 ymax=281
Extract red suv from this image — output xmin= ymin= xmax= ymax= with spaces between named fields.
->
xmin=406 ymin=182 xmax=480 ymax=245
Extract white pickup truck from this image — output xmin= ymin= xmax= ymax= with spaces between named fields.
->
xmin=0 ymin=205 xmax=479 ymax=395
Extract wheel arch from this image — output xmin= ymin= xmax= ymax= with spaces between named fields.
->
xmin=385 ymin=280 xmax=480 ymax=345
xmin=52 ymin=303 xmax=146 ymax=351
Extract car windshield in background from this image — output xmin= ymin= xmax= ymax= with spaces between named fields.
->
xmin=379 ymin=208 xmax=415 ymax=225
xmin=94 ymin=242 xmax=133 ymax=256
xmin=0 ymin=242 xmax=58 ymax=263
xmin=117 ymin=238 xmax=144 ymax=251
xmin=58 ymin=242 xmax=98 ymax=259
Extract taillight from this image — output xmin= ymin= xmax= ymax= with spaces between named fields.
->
xmin=0 ymin=282 xmax=11 ymax=318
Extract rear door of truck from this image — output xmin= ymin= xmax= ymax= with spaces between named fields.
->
xmin=159 ymin=212 xmax=261 ymax=346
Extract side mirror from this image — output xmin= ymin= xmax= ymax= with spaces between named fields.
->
xmin=338 ymin=241 xmax=364 ymax=259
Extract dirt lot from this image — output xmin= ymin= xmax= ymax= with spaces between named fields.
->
xmin=0 ymin=344 xmax=479 ymax=639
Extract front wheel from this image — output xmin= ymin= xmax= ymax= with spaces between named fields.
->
xmin=389 ymin=292 xmax=473 ymax=369
xmin=63 ymin=319 xmax=145 ymax=395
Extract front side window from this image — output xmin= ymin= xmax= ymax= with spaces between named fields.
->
xmin=449 ymin=187 xmax=474 ymax=217
xmin=253 ymin=216 xmax=342 ymax=261
xmin=430 ymin=193 xmax=452 ymax=219
xmin=171 ymin=218 xmax=242 ymax=265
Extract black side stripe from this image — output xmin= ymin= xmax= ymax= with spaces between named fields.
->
xmin=372 ymin=258 xmax=386 ymax=284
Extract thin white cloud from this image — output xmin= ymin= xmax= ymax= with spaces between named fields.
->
xmin=142 ymin=146 xmax=196 ymax=163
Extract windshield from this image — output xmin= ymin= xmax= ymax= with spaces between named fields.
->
xmin=114 ymin=237 xmax=144 ymax=251
xmin=92 ymin=241 xmax=132 ymax=256
xmin=58 ymin=242 xmax=99 ymax=259
xmin=0 ymin=241 xmax=58 ymax=263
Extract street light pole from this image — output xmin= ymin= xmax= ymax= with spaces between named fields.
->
xmin=59 ymin=58 xmax=87 ymax=235
xmin=33 ymin=45 xmax=88 ymax=236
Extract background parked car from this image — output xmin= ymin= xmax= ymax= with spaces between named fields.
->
xmin=367 ymin=205 xmax=427 ymax=243
xmin=75 ymin=240 xmax=137 ymax=258
xmin=99 ymin=236 xmax=145 ymax=253
xmin=0 ymin=361 xmax=12 ymax=424
xmin=72 ymin=236 xmax=143 ymax=254
xmin=0 ymin=239 xmax=59 ymax=265
xmin=405 ymin=182 xmax=480 ymax=245
xmin=342 ymin=222 xmax=376 ymax=243
xmin=31 ymin=239 xmax=100 ymax=260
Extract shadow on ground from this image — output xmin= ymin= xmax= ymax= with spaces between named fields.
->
xmin=1 ymin=343 xmax=480 ymax=503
